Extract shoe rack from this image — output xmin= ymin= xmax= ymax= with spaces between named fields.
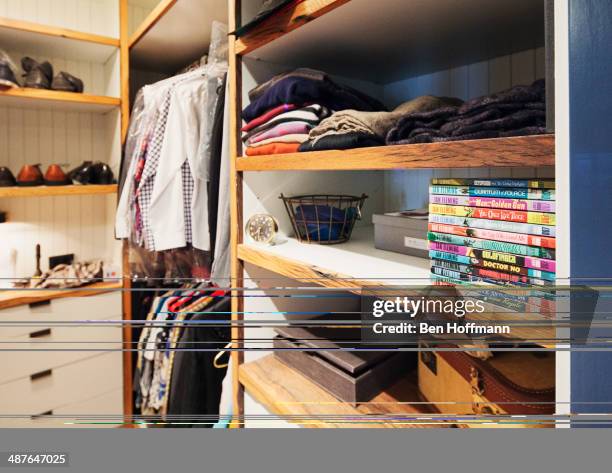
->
xmin=0 ymin=0 xmax=129 ymax=427
xmin=0 ymin=0 xmax=124 ymax=277
xmin=228 ymin=0 xmax=565 ymax=427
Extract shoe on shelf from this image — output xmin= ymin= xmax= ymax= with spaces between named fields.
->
xmin=51 ymin=71 xmax=84 ymax=93
xmin=43 ymin=164 xmax=70 ymax=186
xmin=68 ymin=161 xmax=94 ymax=185
xmin=21 ymin=57 xmax=53 ymax=89
xmin=0 ymin=166 xmax=17 ymax=187
xmin=91 ymin=162 xmax=115 ymax=184
xmin=16 ymin=164 xmax=44 ymax=186
xmin=0 ymin=50 xmax=19 ymax=89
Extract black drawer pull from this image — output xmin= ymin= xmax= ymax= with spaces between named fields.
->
xmin=29 ymin=299 xmax=51 ymax=309
xmin=31 ymin=410 xmax=53 ymax=420
xmin=29 ymin=328 xmax=52 ymax=338
xmin=30 ymin=369 xmax=52 ymax=382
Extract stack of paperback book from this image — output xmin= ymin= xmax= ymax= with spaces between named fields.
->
xmin=427 ymin=177 xmax=556 ymax=287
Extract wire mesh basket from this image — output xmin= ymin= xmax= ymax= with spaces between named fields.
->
xmin=280 ymin=193 xmax=368 ymax=244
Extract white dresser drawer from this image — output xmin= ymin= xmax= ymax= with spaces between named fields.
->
xmin=1 ymin=388 xmax=123 ymax=429
xmin=0 ymin=324 xmax=122 ymax=385
xmin=0 ymin=292 xmax=122 ymax=339
xmin=0 ymin=351 xmax=122 ymax=418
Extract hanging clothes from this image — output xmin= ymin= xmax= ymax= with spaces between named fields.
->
xmin=166 ymin=295 xmax=231 ymax=427
xmin=116 ymin=21 xmax=229 ymax=282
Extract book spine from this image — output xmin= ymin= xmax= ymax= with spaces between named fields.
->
xmin=430 ymin=178 xmax=556 ymax=189
xmin=431 ymin=256 xmax=556 ymax=281
xmin=428 ymin=214 xmax=556 ymax=237
xmin=429 ymin=185 xmax=556 ymax=200
xmin=427 ymin=242 xmax=557 ymax=272
xmin=430 ymin=266 xmax=549 ymax=288
xmin=430 ymin=275 xmax=556 ymax=315
xmin=427 ymin=231 xmax=556 ymax=259
xmin=431 ymin=261 xmax=552 ymax=286
xmin=429 ymin=194 xmax=556 ymax=212
xmin=428 ymin=223 xmax=556 ymax=248
xmin=429 ymin=204 xmax=556 ymax=225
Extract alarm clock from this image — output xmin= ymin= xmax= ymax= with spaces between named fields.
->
xmin=246 ymin=214 xmax=279 ymax=244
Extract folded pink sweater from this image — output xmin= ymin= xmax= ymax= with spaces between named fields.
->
xmin=247 ymin=121 xmax=313 ymax=145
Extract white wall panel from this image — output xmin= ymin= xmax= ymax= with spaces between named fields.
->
xmin=0 ymin=0 xmax=118 ymax=37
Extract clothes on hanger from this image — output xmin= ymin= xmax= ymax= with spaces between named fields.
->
xmin=135 ymin=286 xmax=227 ymax=417
xmin=116 ymin=22 xmax=230 ymax=282
xmin=166 ymin=295 xmax=231 ymax=427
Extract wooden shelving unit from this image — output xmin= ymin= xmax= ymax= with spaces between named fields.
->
xmin=0 ymin=281 xmax=122 ymax=311
xmin=0 ymin=88 xmax=120 ymax=112
xmin=0 ymin=16 xmax=119 ymax=62
xmin=235 ymin=0 xmax=349 ymax=56
xmin=239 ymin=355 xmax=437 ymax=428
xmin=237 ymin=135 xmax=555 ymax=171
xmin=229 ymin=0 xmax=557 ymax=427
xmin=0 ymin=185 xmax=117 ymax=199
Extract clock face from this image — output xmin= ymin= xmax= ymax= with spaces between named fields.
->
xmin=246 ymin=214 xmax=278 ymax=244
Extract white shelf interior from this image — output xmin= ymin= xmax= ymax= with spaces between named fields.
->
xmin=130 ymin=0 xmax=228 ymax=73
xmin=244 ymin=226 xmax=432 ymax=286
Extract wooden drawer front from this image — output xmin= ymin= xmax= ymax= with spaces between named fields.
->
xmin=0 ymin=351 xmax=122 ymax=416
xmin=0 ymin=324 xmax=122 ymax=385
xmin=0 ymin=292 xmax=122 ymax=339
xmin=0 ymin=388 xmax=123 ymax=429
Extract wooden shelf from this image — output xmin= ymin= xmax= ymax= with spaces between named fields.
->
xmin=235 ymin=0 xmax=349 ymax=56
xmin=236 ymin=135 xmax=555 ymax=171
xmin=238 ymin=226 xmax=431 ymax=290
xmin=0 ymin=88 xmax=120 ymax=112
xmin=0 ymin=281 xmax=122 ymax=311
xmin=129 ymin=0 xmax=227 ymax=73
xmin=238 ymin=226 xmax=555 ymax=347
xmin=0 ymin=16 xmax=119 ymax=63
xmin=239 ymin=354 xmax=438 ymax=428
xmin=0 ymin=184 xmax=117 ymax=199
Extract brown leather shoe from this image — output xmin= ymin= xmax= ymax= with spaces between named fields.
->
xmin=43 ymin=164 xmax=69 ymax=186
xmin=16 ymin=164 xmax=43 ymax=186
xmin=0 ymin=166 xmax=16 ymax=187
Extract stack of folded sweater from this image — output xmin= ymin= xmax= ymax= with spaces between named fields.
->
xmin=242 ymin=68 xmax=386 ymax=156
xmin=386 ymin=79 xmax=547 ymax=145
xmin=299 ymin=95 xmax=463 ymax=151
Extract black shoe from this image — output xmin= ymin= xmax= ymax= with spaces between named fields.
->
xmin=51 ymin=71 xmax=84 ymax=93
xmin=91 ymin=162 xmax=114 ymax=184
xmin=0 ymin=53 xmax=19 ymax=89
xmin=0 ymin=166 xmax=16 ymax=187
xmin=68 ymin=161 xmax=94 ymax=185
xmin=21 ymin=57 xmax=53 ymax=89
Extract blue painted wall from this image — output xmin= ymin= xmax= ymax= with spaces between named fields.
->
xmin=569 ymin=0 xmax=612 ymax=416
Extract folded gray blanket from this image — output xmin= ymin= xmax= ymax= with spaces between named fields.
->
xmin=307 ymin=95 xmax=463 ymax=144
xmin=386 ymin=79 xmax=547 ymax=145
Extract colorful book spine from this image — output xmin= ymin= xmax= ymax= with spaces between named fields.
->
xmin=429 ymin=204 xmax=556 ymax=225
xmin=430 ymin=194 xmax=555 ymax=213
xmin=431 ymin=261 xmax=552 ymax=286
xmin=430 ymin=275 xmax=556 ymax=316
xmin=428 ymin=232 xmax=555 ymax=259
xmin=428 ymin=223 xmax=556 ymax=248
xmin=429 ymin=185 xmax=556 ymax=200
xmin=432 ymin=257 xmax=556 ymax=281
xmin=430 ymin=178 xmax=555 ymax=189
xmin=431 ymin=266 xmax=550 ymax=288
xmin=428 ymin=214 xmax=556 ymax=237
xmin=428 ymin=244 xmax=557 ymax=272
